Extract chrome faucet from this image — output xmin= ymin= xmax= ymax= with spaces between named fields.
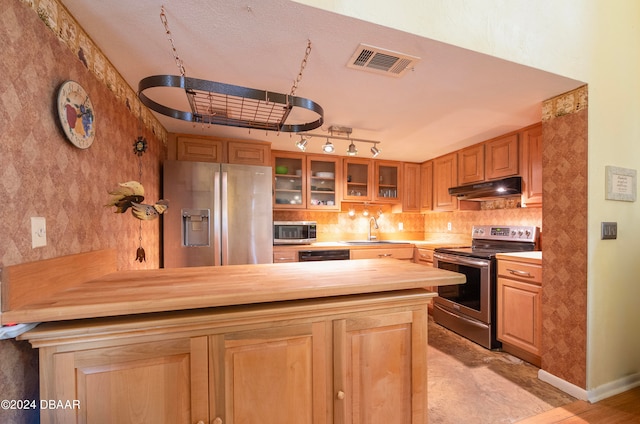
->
xmin=368 ymin=216 xmax=379 ymax=241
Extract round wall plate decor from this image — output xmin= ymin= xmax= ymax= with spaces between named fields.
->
xmin=57 ymin=80 xmax=96 ymax=149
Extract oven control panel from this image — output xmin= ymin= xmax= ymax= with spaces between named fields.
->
xmin=472 ymin=225 xmax=539 ymax=243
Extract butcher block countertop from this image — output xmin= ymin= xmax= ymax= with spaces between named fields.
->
xmin=0 ymin=249 xmax=465 ymax=325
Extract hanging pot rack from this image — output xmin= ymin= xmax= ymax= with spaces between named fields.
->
xmin=138 ymin=6 xmax=324 ymax=133
xmin=138 ymin=74 xmax=324 ymax=132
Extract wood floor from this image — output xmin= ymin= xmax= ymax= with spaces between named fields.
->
xmin=518 ymin=386 xmax=640 ymax=423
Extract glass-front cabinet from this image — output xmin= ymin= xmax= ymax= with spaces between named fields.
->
xmin=343 ymin=158 xmax=373 ymax=201
xmin=273 ymin=152 xmax=306 ymax=209
xmin=374 ymin=160 xmax=402 ymax=203
xmin=307 ymin=155 xmax=340 ymax=210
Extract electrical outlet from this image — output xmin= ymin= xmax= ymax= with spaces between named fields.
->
xmin=31 ymin=217 xmax=47 ymax=248
xmin=601 ymin=222 xmax=617 ymax=240
xmin=447 ymin=222 xmax=452 ymax=231
xmin=398 ymin=222 xmax=404 ymax=231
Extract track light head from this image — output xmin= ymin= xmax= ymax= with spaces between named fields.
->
xmin=347 ymin=141 xmax=358 ymax=156
xmin=322 ymin=139 xmax=335 ymax=153
xmin=370 ymin=145 xmax=381 ymax=157
xmin=295 ymin=137 xmax=308 ymax=151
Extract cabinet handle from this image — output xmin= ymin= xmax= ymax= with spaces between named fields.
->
xmin=213 ymin=418 xmax=223 ymax=424
xmin=507 ymin=268 xmax=533 ymax=278
xmin=378 ymin=253 xmax=393 ymax=258
xmin=337 ymin=390 xmax=346 ymax=400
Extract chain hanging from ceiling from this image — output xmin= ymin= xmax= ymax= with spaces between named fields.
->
xmin=138 ymin=6 xmax=324 ymax=133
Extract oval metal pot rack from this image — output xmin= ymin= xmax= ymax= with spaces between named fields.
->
xmin=138 ymin=74 xmax=324 ymax=133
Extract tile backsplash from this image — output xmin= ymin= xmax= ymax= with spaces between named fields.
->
xmin=274 ymin=206 xmax=542 ymax=244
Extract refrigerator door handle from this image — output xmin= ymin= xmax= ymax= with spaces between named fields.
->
xmin=221 ymin=170 xmax=229 ymax=265
xmin=214 ymin=170 xmax=222 ymax=266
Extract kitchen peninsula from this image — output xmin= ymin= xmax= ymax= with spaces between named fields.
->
xmin=2 ymin=249 xmax=464 ymax=424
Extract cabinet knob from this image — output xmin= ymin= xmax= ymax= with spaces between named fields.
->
xmin=213 ymin=418 xmax=223 ymax=424
xmin=337 ymin=390 xmax=346 ymax=400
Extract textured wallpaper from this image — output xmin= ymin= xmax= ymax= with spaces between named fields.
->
xmin=0 ymin=0 xmax=166 ymax=270
xmin=1 ymin=3 xmax=166 ymax=421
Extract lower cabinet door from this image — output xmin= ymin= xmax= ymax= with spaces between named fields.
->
xmin=210 ymin=322 xmax=329 ymax=424
xmin=44 ymin=337 xmax=209 ymax=424
xmin=333 ymin=309 xmax=428 ymax=424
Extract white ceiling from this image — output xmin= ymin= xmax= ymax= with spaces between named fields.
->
xmin=60 ymin=0 xmax=583 ymax=162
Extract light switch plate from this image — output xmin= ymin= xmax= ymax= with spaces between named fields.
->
xmin=31 ymin=217 xmax=47 ymax=248
xmin=601 ymin=221 xmax=617 ymax=240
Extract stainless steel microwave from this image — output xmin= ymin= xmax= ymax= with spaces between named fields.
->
xmin=273 ymin=221 xmax=317 ymax=245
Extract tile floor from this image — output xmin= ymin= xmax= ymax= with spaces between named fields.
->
xmin=427 ymin=318 xmax=576 ymax=423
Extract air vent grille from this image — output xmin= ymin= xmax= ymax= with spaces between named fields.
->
xmin=347 ymin=44 xmax=420 ymax=77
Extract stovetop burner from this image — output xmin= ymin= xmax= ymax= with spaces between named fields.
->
xmin=435 ymin=225 xmax=539 ymax=259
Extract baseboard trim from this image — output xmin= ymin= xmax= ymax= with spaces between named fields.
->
xmin=538 ymin=370 xmax=588 ymax=401
xmin=538 ymin=369 xmax=640 ymax=403
xmin=586 ymin=372 xmax=640 ymax=403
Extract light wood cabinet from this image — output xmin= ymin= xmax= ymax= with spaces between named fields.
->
xmin=350 ymin=246 xmax=414 ymax=260
xmin=373 ymin=160 xmax=402 ymax=203
xmin=333 ymin=309 xmax=427 ymax=423
xmin=497 ymin=256 xmax=542 ymax=366
xmin=402 ymin=162 xmax=421 ymax=212
xmin=457 ymin=144 xmax=485 ymax=184
xmin=433 ymin=153 xmax=458 ymax=211
xmin=28 ymin=291 xmax=432 ymax=424
xmin=273 ymin=247 xmax=298 ymax=263
xmin=273 ymin=151 xmax=341 ymax=210
xmin=343 ymin=158 xmax=373 ymax=201
xmin=228 ymin=140 xmax=271 ymax=166
xmin=520 ymin=123 xmax=543 ymax=207
xmin=413 ymin=248 xmax=434 ymax=266
xmin=211 ymin=322 xmax=327 ymax=424
xmin=420 ymin=161 xmax=433 ymax=212
xmin=39 ymin=336 xmax=209 ymax=424
xmin=176 ymin=135 xmax=271 ymax=166
xmin=485 ymin=133 xmax=519 ymax=180
xmin=273 ymin=151 xmax=306 ymax=209
xmin=177 ymin=135 xmax=225 ymax=162
xmin=308 ymin=155 xmax=341 ymax=210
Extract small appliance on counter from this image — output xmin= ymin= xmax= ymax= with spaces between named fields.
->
xmin=273 ymin=221 xmax=317 ymax=245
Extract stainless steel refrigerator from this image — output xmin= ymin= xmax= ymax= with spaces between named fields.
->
xmin=163 ymin=160 xmax=273 ymax=267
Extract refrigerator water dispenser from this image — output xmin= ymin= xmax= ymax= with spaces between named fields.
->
xmin=182 ymin=209 xmax=210 ymax=247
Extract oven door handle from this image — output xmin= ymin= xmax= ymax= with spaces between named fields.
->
xmin=434 ymin=252 xmax=490 ymax=267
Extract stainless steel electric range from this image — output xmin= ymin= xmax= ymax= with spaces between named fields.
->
xmin=433 ymin=225 xmax=540 ymax=349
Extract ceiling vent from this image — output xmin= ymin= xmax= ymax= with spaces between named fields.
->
xmin=347 ymin=43 xmax=420 ymax=77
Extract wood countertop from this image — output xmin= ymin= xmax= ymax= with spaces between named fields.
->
xmin=496 ymin=251 xmax=542 ymax=264
xmin=1 ymin=250 xmax=465 ymax=325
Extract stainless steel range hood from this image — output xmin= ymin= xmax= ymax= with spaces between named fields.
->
xmin=448 ymin=176 xmax=522 ymax=201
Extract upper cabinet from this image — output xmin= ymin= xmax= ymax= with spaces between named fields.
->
xmin=176 ymin=135 xmax=271 ymax=166
xmin=343 ymin=158 xmax=373 ymax=201
xmin=374 ymin=160 xmax=402 ymax=203
xmin=403 ymin=162 xmax=421 ymax=212
xmin=485 ymin=133 xmax=519 ymax=179
xmin=458 ymin=144 xmax=485 ymax=185
xmin=177 ymin=135 xmax=225 ymax=163
xmin=273 ymin=151 xmax=306 ymax=209
xmin=273 ymin=151 xmax=341 ymax=210
xmin=420 ymin=161 xmax=433 ymax=212
xmin=520 ymin=123 xmax=543 ymax=207
xmin=433 ymin=153 xmax=458 ymax=211
xmin=307 ymin=155 xmax=341 ymax=210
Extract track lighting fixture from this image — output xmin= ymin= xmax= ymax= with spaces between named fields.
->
xmin=294 ymin=126 xmax=382 ymax=157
